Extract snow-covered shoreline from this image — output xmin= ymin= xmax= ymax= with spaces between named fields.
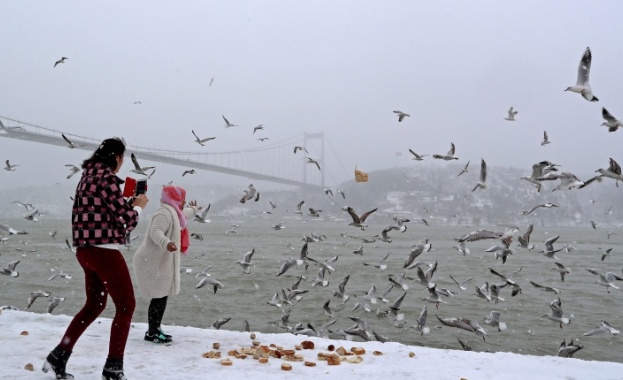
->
xmin=1 ymin=310 xmax=621 ymax=380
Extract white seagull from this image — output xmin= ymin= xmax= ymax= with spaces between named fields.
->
xmin=408 ymin=149 xmax=426 ymax=161
xmin=564 ymin=47 xmax=598 ymax=102
xmin=54 ymin=57 xmax=68 ymax=67
xmin=191 ymin=130 xmax=216 ymax=146
xmin=583 ymin=321 xmax=620 ymax=336
xmin=471 ymin=159 xmax=487 ymax=192
xmin=504 ymin=107 xmax=518 ymax=121
xmin=432 ymin=142 xmax=459 ymax=161
xmin=61 ymin=134 xmax=84 ymax=149
xmin=601 ymin=108 xmax=623 ymax=132
xmin=130 ymin=153 xmax=155 ymax=176
xmin=65 ymin=164 xmax=80 ymax=179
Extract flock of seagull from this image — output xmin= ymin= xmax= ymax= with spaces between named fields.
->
xmin=1 ymin=46 xmax=622 ymax=360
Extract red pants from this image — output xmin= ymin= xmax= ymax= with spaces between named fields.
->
xmin=58 ymin=246 xmax=136 ymax=359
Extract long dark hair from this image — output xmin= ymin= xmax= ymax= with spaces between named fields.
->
xmin=82 ymin=137 xmax=126 ymax=170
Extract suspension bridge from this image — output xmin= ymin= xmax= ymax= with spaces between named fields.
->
xmin=0 ymin=115 xmax=346 ymax=189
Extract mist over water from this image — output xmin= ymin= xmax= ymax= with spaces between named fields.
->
xmin=2 ymin=217 xmax=622 ymax=363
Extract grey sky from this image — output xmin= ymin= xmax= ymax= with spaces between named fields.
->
xmin=2 ymin=1 xmax=622 ymax=191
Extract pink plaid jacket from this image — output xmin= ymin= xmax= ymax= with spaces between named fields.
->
xmin=72 ymin=162 xmax=139 ymax=247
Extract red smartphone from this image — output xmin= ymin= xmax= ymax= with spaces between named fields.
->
xmin=123 ymin=177 xmax=137 ymax=198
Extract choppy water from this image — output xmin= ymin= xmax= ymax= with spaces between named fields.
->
xmin=1 ymin=217 xmax=622 ymax=362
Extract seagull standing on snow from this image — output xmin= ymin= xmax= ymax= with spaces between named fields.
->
xmin=565 ymin=47 xmax=598 ymax=102
xmin=504 ymin=107 xmax=518 ymax=121
xmin=601 ymin=108 xmax=623 ymax=132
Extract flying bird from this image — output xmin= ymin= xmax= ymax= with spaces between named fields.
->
xmin=293 ymin=146 xmax=308 ymax=154
xmin=432 ymin=142 xmax=459 ymax=160
xmin=4 ymin=160 xmax=19 ymax=171
xmin=536 ymin=171 xmax=585 ymax=191
xmin=222 ymin=115 xmax=238 ymax=128
xmin=346 ymin=206 xmax=378 ymax=230
xmin=565 ymin=47 xmax=598 ymax=101
xmin=130 ymin=153 xmax=155 ymax=176
xmin=239 ymin=184 xmax=258 ymax=204
xmin=191 ymin=130 xmax=216 ymax=146
xmin=194 ymin=204 xmax=211 ymax=223
xmin=65 ymin=164 xmax=80 ymax=179
xmin=393 ymin=110 xmax=410 ymax=122
xmin=457 ymin=161 xmax=470 ymax=176
xmin=61 ymin=134 xmax=83 ymax=149
xmin=54 ymin=57 xmax=68 ymax=67
xmin=305 ymin=157 xmax=321 ymax=171
xmin=253 ymin=125 xmax=264 ymax=134
xmin=237 ymin=248 xmax=255 ymax=274
xmin=471 ymin=159 xmax=487 ymax=191
xmin=601 ymin=107 xmax=623 ymax=132
xmin=521 ymin=203 xmax=558 ymax=215
xmin=182 ymin=169 xmax=196 ymax=176
xmin=541 ymin=131 xmax=551 ymax=146
xmin=436 ymin=316 xmax=487 ymax=341
xmin=408 ymin=149 xmax=426 ymax=161
xmin=504 ymin=107 xmax=518 ymax=121
xmin=595 ymin=158 xmax=623 ymax=186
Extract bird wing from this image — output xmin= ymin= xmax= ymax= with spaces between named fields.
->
xmin=448 ymin=142 xmax=456 ymax=156
xmin=480 ymin=159 xmax=487 ymax=182
xmin=359 ymin=208 xmax=378 ymax=223
xmin=346 ymin=207 xmax=360 ymax=223
xmin=577 ymin=47 xmax=592 ymax=86
xmin=296 ymin=200 xmax=304 ymax=211
xmin=61 ymin=133 xmax=73 ymax=146
xmin=602 ymin=107 xmax=617 ymax=123
xmin=609 ymin=158 xmax=621 ymax=175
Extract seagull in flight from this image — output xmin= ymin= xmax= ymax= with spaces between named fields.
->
xmin=521 ymin=203 xmax=558 ymax=215
xmin=393 ymin=110 xmax=410 ymax=122
xmin=433 ymin=142 xmax=458 ymax=160
xmin=194 ymin=204 xmax=210 ymax=223
xmin=595 ymin=158 xmax=623 ymax=186
xmin=293 ymin=146 xmax=308 ymax=154
xmin=346 ymin=206 xmax=378 ymax=230
xmin=536 ymin=171 xmax=585 ymax=191
xmin=4 ymin=160 xmax=19 ymax=171
xmin=61 ymin=134 xmax=83 ymax=149
xmin=65 ymin=164 xmax=80 ymax=179
xmin=471 ymin=159 xmax=487 ymax=191
xmin=54 ymin=57 xmax=68 ymax=67
xmin=192 ymin=130 xmax=215 ymax=146
xmin=521 ymin=160 xmax=559 ymax=192
xmin=457 ymin=160 xmax=470 ymax=176
xmin=182 ymin=169 xmax=196 ymax=176
xmin=222 ymin=115 xmax=238 ymax=128
xmin=253 ymin=125 xmax=264 ymax=134
xmin=601 ymin=108 xmax=623 ymax=132
xmin=541 ymin=131 xmax=551 ymax=146
xmin=408 ymin=149 xmax=426 ymax=161
xmin=305 ymin=157 xmax=321 ymax=171
xmin=130 ymin=153 xmax=155 ymax=176
xmin=504 ymin=107 xmax=518 ymax=121
xmin=565 ymin=47 xmax=598 ymax=101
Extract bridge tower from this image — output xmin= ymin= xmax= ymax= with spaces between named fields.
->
xmin=303 ymin=131 xmax=324 ymax=188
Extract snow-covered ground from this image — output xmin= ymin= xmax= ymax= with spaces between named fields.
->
xmin=1 ymin=310 xmax=621 ymax=380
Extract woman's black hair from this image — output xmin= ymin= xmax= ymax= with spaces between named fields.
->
xmin=81 ymin=137 xmax=126 ymax=170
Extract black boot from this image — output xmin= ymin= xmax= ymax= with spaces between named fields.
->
xmin=102 ymin=357 xmax=127 ymax=380
xmin=42 ymin=345 xmax=74 ymax=379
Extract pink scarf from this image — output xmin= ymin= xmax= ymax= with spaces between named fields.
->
xmin=160 ymin=186 xmax=189 ymax=254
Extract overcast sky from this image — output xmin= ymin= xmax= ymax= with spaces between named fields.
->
xmin=1 ymin=1 xmax=623 ymax=191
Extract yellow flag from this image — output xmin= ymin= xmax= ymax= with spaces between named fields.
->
xmin=354 ymin=166 xmax=368 ymax=182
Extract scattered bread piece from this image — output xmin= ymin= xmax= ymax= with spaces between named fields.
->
xmin=327 ymin=344 xmax=335 ymax=351
xmin=250 ymin=332 xmax=256 ymax=339
xmin=212 ymin=342 xmax=220 ymax=349
xmin=281 ymin=363 xmax=292 ymax=371
xmin=258 ymin=357 xmax=269 ymax=364
xmin=201 ymin=351 xmax=221 ymax=359
xmin=220 ymin=358 xmax=232 ymax=366
xmin=20 ymin=331 xmax=29 ymax=336
xmin=24 ymin=363 xmax=34 ymax=371
xmin=304 ymin=361 xmax=316 ymax=367
xmin=409 ymin=352 xmax=416 ymax=358
xmin=347 ymin=356 xmax=364 ymax=364
xmin=352 ymin=347 xmax=365 ymax=355
xmin=373 ymin=351 xmax=383 ymax=356
xmin=327 ymin=356 xmax=341 ymax=366
xmin=301 ymin=340 xmax=315 ymax=349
